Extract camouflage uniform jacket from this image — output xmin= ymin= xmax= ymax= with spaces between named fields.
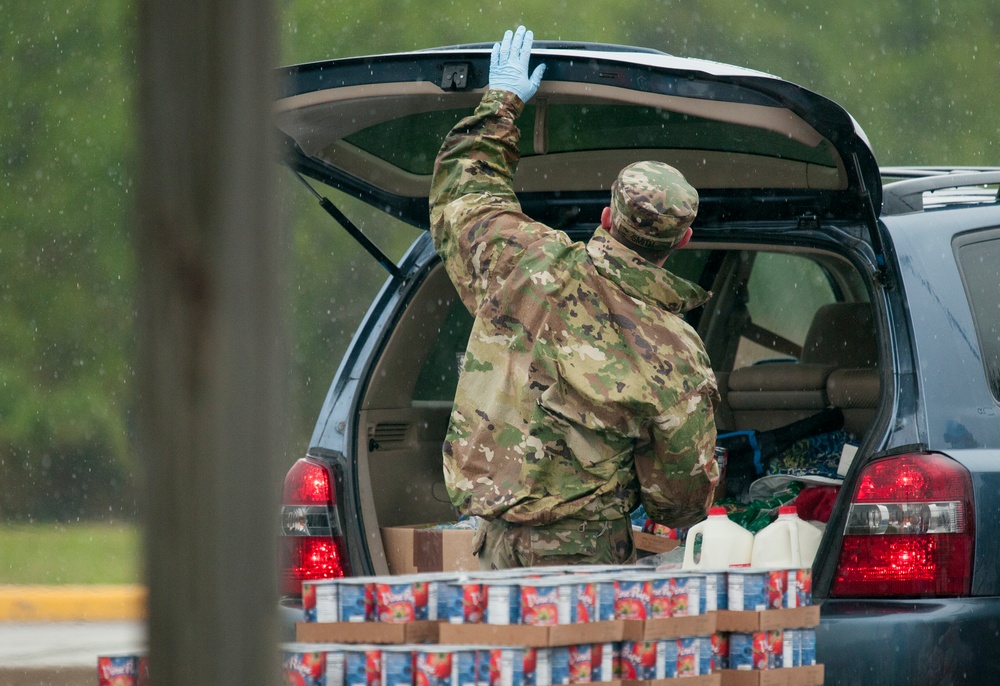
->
xmin=429 ymin=90 xmax=720 ymax=530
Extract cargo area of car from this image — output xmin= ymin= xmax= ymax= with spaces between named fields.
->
xmin=353 ymin=239 xmax=881 ymax=575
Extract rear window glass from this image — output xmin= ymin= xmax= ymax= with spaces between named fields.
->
xmin=955 ymin=229 xmax=1000 ymax=400
xmin=344 ymin=104 xmax=838 ymax=176
xmin=738 ymin=252 xmax=838 ymax=367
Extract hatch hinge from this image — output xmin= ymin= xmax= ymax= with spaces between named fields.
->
xmin=441 ymin=63 xmax=470 ymax=90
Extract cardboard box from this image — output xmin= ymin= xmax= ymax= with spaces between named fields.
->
xmin=715 ymin=606 xmax=819 ymax=633
xmin=608 ymin=677 xmax=721 ymax=686
xmin=295 ymin=620 xmax=440 ymax=644
xmin=438 ymin=615 xmax=716 ymax=647
xmin=380 ymin=524 xmax=478 ymax=574
xmin=720 ymin=664 xmax=824 ymax=686
xmin=634 ymin=531 xmax=682 ymax=554
xmin=621 ymin=614 xmax=716 ymax=641
xmin=438 ymin=620 xmax=628 ymax=647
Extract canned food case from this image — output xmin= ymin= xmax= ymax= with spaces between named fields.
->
xmin=633 ymin=531 xmax=682 ymax=554
xmin=607 ymin=676 xmax=721 ymax=686
xmin=714 ymin=606 xmax=819 ymax=633
xmin=719 ymin=664 xmax=824 ymax=686
xmin=621 ymin=614 xmax=717 ymax=641
xmin=438 ymin=618 xmax=628 ymax=647
xmin=296 ymin=619 xmax=440 ymax=644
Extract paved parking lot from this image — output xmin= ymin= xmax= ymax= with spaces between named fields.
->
xmin=0 ymin=585 xmax=146 ymax=685
xmin=0 ymin=620 xmax=146 ymax=668
xmin=0 ymin=619 xmax=145 ymax=686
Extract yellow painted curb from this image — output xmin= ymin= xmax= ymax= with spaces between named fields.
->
xmin=0 ymin=585 xmax=147 ymax=621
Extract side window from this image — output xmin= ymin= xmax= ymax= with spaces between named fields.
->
xmin=735 ymin=252 xmax=838 ymax=367
xmin=955 ymin=230 xmax=1000 ymax=400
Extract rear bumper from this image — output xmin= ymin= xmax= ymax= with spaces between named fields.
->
xmin=818 ymin=597 xmax=1000 ymax=685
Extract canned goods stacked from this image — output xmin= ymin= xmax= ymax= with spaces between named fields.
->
xmin=303 ymin=566 xmax=718 ymax=627
xmin=290 ymin=564 xmax=731 ymax=684
xmin=712 ymin=565 xmax=823 ymax=683
xmin=725 ymin=567 xmax=813 ymax=612
xmin=726 ymin=628 xmax=818 ymax=670
xmin=282 ymin=640 xmax=720 ymax=686
xmin=304 ymin=573 xmax=457 ymax=624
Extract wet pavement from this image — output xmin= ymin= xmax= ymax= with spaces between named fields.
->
xmin=0 ymin=620 xmax=146 ymax=667
xmin=0 ymin=620 xmax=145 ymax=686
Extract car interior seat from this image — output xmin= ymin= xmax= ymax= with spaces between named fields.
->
xmin=726 ymin=302 xmax=880 ymax=436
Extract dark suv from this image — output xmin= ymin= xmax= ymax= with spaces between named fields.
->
xmin=274 ymin=42 xmax=1000 ymax=685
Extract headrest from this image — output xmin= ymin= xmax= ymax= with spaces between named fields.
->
xmin=802 ymin=303 xmax=877 ymax=367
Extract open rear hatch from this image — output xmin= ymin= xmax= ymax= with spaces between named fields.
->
xmin=274 ymin=44 xmax=887 ymax=579
xmin=275 ymin=44 xmax=881 ymax=247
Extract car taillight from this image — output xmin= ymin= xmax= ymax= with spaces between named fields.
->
xmin=831 ymin=452 xmax=974 ymax=597
xmin=279 ymin=457 xmax=348 ymax=596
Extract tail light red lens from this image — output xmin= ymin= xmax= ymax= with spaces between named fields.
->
xmin=279 ymin=457 xmax=347 ymax=596
xmin=831 ymin=453 xmax=974 ymax=597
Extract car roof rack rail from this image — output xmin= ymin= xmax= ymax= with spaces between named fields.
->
xmin=881 ymin=167 xmax=1000 ymax=215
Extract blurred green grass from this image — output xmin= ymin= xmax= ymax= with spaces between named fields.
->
xmin=0 ymin=523 xmax=141 ymax=585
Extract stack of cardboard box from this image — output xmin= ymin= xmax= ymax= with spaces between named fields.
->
xmin=282 ymin=564 xmax=824 ymax=685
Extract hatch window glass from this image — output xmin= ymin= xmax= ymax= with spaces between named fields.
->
xmin=343 ymin=104 xmax=838 ymax=176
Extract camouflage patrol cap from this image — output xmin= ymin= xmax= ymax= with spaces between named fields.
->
xmin=610 ymin=161 xmax=699 ymax=251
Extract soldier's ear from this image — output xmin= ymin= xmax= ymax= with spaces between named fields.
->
xmin=674 ymin=226 xmax=694 ymax=250
xmin=601 ymin=206 xmax=612 ymax=230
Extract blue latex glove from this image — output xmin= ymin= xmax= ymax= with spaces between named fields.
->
xmin=489 ymin=25 xmax=546 ymax=104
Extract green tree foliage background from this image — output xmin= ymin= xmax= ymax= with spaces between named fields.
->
xmin=2 ymin=0 xmax=997 ymax=521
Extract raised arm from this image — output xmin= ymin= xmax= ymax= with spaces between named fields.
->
xmin=428 ymin=26 xmax=549 ymax=312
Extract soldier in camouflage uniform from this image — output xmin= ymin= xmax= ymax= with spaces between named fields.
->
xmin=429 ymin=26 xmax=719 ymax=569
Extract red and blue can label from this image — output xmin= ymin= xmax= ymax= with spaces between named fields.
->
xmin=339 ymin=581 xmax=376 ymax=622
xmin=702 ymin=572 xmax=727 ymax=612
xmin=440 ymin=581 xmax=484 ymax=624
xmin=488 ymin=647 xmax=539 ymax=686
xmin=98 ymin=655 xmax=139 ymax=686
xmin=728 ymin=571 xmax=767 ymax=611
xmin=671 ymin=576 xmax=701 ymax=617
xmin=660 ymin=640 xmax=678 ymax=679
xmin=787 ymin=568 xmax=813 ymax=608
xmin=381 ymin=648 xmax=414 ymax=686
xmin=281 ymin=649 xmax=326 ymax=686
xmin=766 ymin=570 xmax=786 ymax=610
xmin=574 ymin=582 xmax=596 ymax=623
xmin=485 ymin=584 xmax=521 ymax=625
xmin=413 ymin=650 xmax=452 ymax=686
xmin=589 ymin=643 xmax=616 ymax=682
xmin=613 ymin=579 xmax=651 ymax=620
xmin=616 ymin=641 xmax=660 ymax=680
xmin=376 ymin=581 xmax=432 ymax=623
xmin=591 ymin=578 xmax=617 ymax=621
xmin=712 ymin=632 xmax=730 ymax=670
xmin=520 ymin=583 xmax=565 ymax=626
xmin=567 ymin=644 xmax=591 ymax=684
xmin=648 ymin=577 xmax=673 ymax=619
xmin=344 ymin=648 xmax=381 ymax=686
xmin=730 ymin=630 xmax=783 ymax=670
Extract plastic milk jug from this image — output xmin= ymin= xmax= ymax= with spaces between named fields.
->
xmin=682 ymin=506 xmax=754 ymax=569
xmin=750 ymin=505 xmax=824 ymax=568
